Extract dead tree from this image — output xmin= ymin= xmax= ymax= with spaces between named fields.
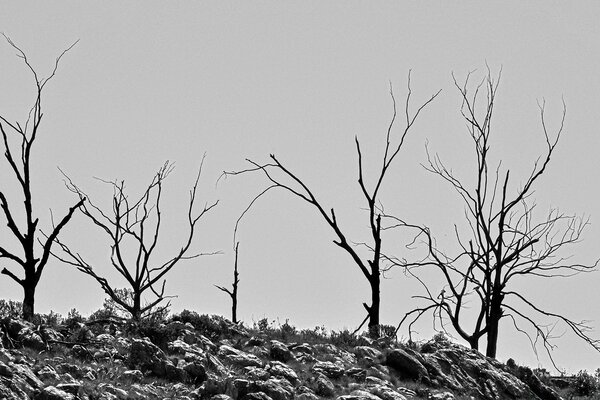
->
xmin=223 ymin=75 xmax=440 ymax=336
xmin=0 ymin=35 xmax=84 ymax=320
xmin=52 ymin=159 xmax=218 ymax=321
xmin=215 ymin=241 xmax=240 ymax=323
xmin=396 ymin=69 xmax=598 ymax=363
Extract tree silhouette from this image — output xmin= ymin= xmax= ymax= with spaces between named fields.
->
xmin=215 ymin=241 xmax=240 ymax=324
xmin=224 ymin=76 xmax=440 ymax=336
xmin=0 ymin=35 xmax=83 ymax=320
xmin=52 ymin=159 xmax=218 ymax=321
xmin=395 ymin=69 xmax=599 ymax=363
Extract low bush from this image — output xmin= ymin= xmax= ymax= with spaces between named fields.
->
xmin=572 ymin=370 xmax=599 ymax=397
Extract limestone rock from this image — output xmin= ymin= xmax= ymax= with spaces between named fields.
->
xmin=270 ymin=340 xmax=293 ymax=362
xmin=311 ymin=361 xmax=345 ymax=378
xmin=35 ymin=386 xmax=75 ymax=400
xmin=385 ymin=348 xmax=429 ymax=381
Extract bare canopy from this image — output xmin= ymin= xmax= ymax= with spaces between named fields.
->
xmin=394 ymin=68 xmax=598 ymax=365
xmin=52 ymin=159 xmax=218 ymax=321
xmin=0 ymin=35 xmax=83 ymax=320
xmin=223 ymin=75 xmax=440 ymax=336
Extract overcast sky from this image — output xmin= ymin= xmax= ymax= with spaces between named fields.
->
xmin=0 ymin=1 xmax=599 ymax=373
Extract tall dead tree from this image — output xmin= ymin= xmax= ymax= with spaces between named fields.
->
xmin=396 ymin=69 xmax=598 ymax=362
xmin=215 ymin=241 xmax=240 ymax=323
xmin=224 ymin=76 xmax=439 ymax=335
xmin=0 ymin=35 xmax=83 ymax=320
xmin=52 ymin=160 xmax=218 ymax=321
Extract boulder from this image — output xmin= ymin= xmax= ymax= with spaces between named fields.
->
xmin=128 ymin=337 xmax=169 ymax=377
xmin=254 ymin=378 xmax=295 ymax=400
xmin=385 ymin=348 xmax=429 ymax=381
xmin=311 ymin=361 xmax=345 ymax=378
xmin=267 ymin=361 xmax=298 ymax=383
xmin=316 ymin=374 xmax=336 ymax=397
xmin=219 ymin=344 xmax=263 ymax=367
xmin=354 ymin=346 xmax=383 ymax=360
xmin=270 ymin=340 xmax=293 ymax=362
xmin=35 ymin=386 xmax=75 ymax=400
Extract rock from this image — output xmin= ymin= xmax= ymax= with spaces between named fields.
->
xmin=267 ymin=361 xmax=298 ymax=383
xmin=291 ymin=343 xmax=313 ymax=355
xmin=297 ymin=394 xmax=319 ymax=400
xmin=427 ymin=392 xmax=454 ymax=400
xmin=121 ymin=369 xmax=144 ymax=382
xmin=347 ymin=367 xmax=367 ymax=380
xmin=181 ymin=359 xmax=207 ymax=383
xmin=37 ymin=365 xmax=61 ymax=381
xmin=243 ymin=393 xmax=273 ymax=400
xmin=338 ymin=390 xmax=383 ymax=400
xmin=244 ymin=366 xmax=271 ymax=380
xmin=314 ymin=344 xmax=357 ymax=365
xmin=35 ymin=386 xmax=75 ymax=400
xmin=311 ymin=361 xmax=345 ymax=378
xmin=211 ymin=395 xmax=234 ymax=400
xmin=128 ymin=337 xmax=169 ymax=376
xmin=95 ymin=333 xmax=115 ymax=343
xmin=219 ymin=344 xmax=263 ymax=367
xmin=98 ymin=383 xmax=129 ymax=398
xmin=367 ymin=385 xmax=407 ymax=400
xmin=56 ymin=363 xmax=83 ymax=378
xmin=0 ymin=360 xmax=13 ymax=377
xmin=254 ymin=378 xmax=294 ymax=400
xmin=169 ymin=339 xmax=205 ymax=357
xmin=270 ymin=340 xmax=293 ymax=362
xmin=246 ymin=337 xmax=265 ymax=347
xmin=385 ymin=348 xmax=429 ymax=381
xmin=12 ymin=363 xmax=44 ymax=389
xmin=21 ymin=329 xmax=46 ymax=350
xmin=354 ymin=346 xmax=383 ymax=360
xmin=55 ymin=383 xmax=81 ymax=396
xmin=71 ymin=344 xmax=92 ymax=360
xmin=316 ymin=374 xmax=336 ymax=397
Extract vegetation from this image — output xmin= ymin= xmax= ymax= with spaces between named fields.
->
xmin=0 ymin=35 xmax=597 ymax=376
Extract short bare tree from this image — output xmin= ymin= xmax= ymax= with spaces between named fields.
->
xmin=0 ymin=35 xmax=83 ymax=320
xmin=395 ymin=69 xmax=599 ymax=363
xmin=223 ymin=76 xmax=440 ymax=335
xmin=215 ymin=241 xmax=240 ymax=324
xmin=52 ymin=160 xmax=218 ymax=321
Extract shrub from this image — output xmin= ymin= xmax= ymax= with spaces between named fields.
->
xmin=330 ymin=329 xmax=361 ymax=348
xmin=276 ymin=319 xmax=297 ymax=341
xmin=0 ymin=299 xmax=22 ymax=319
xmin=255 ymin=317 xmax=272 ymax=332
xmin=379 ymin=324 xmax=397 ymax=339
xmin=64 ymin=308 xmax=84 ymax=327
xmin=171 ymin=310 xmax=230 ymax=339
xmin=572 ymin=370 xmax=598 ymax=397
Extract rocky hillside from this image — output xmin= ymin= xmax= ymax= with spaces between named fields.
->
xmin=0 ymin=313 xmax=571 ymax=400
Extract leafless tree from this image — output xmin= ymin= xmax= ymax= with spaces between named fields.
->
xmin=0 ymin=35 xmax=83 ymax=320
xmin=51 ymin=159 xmax=218 ymax=321
xmin=395 ymin=69 xmax=598 ymax=363
xmin=215 ymin=241 xmax=240 ymax=324
xmin=223 ymin=75 xmax=440 ymax=336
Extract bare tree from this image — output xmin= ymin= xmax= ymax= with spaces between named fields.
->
xmin=0 ymin=35 xmax=84 ymax=320
xmin=215 ymin=241 xmax=240 ymax=324
xmin=395 ymin=69 xmax=598 ymax=363
xmin=52 ymin=159 xmax=218 ymax=321
xmin=223 ymin=76 xmax=440 ymax=335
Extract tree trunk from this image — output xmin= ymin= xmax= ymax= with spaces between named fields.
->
xmin=232 ymin=295 xmax=237 ymax=324
xmin=132 ymin=293 xmax=142 ymax=321
xmin=486 ymin=298 xmax=503 ymax=358
xmin=22 ymin=283 xmax=35 ymax=321
xmin=367 ymin=274 xmax=380 ymax=337
xmin=468 ymin=337 xmax=480 ymax=352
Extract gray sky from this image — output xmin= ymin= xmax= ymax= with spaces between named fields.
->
xmin=0 ymin=1 xmax=599 ymax=373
